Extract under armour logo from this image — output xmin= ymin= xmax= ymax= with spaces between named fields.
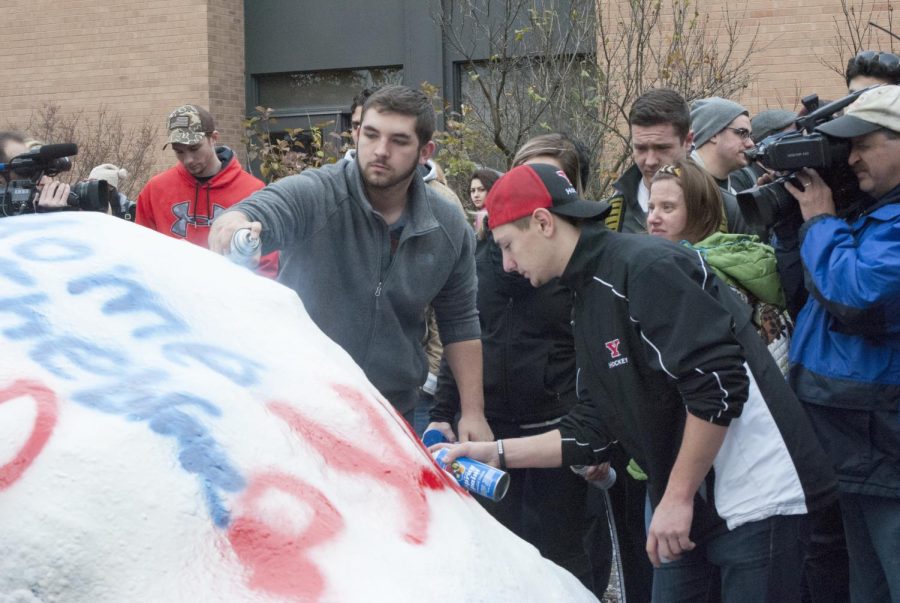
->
xmin=605 ymin=339 xmax=622 ymax=358
xmin=171 ymin=201 xmax=226 ymax=238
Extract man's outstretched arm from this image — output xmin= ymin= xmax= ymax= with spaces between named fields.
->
xmin=443 ymin=339 xmax=492 ymax=442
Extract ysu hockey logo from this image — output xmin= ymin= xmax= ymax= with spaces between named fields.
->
xmin=605 ymin=338 xmax=628 ymax=368
xmin=605 ymin=339 xmax=622 ymax=358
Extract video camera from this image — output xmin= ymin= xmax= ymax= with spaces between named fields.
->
xmin=0 ymin=143 xmax=114 ymax=217
xmin=736 ymin=89 xmax=870 ymax=229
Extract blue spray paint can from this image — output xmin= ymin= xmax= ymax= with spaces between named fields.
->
xmin=433 ymin=448 xmax=510 ymax=502
xmin=228 ymin=228 xmax=260 ymax=268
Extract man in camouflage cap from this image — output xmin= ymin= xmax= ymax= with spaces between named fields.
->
xmin=135 ymin=104 xmax=277 ymax=276
xmin=164 ymin=104 xmax=217 ymax=148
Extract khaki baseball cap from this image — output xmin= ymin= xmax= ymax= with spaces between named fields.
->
xmin=164 ymin=104 xmax=215 ymax=148
xmin=816 ymin=85 xmax=900 ymax=139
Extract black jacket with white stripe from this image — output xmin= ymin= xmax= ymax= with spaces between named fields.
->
xmin=558 ymin=224 xmax=836 ymax=541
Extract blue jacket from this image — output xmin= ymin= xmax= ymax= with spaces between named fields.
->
xmin=789 ymin=184 xmax=900 ymax=498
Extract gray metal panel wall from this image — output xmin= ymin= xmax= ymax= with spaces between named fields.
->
xmin=244 ymin=0 xmax=448 ymax=113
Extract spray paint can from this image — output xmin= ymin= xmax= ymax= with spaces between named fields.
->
xmin=433 ymin=448 xmax=510 ymax=502
xmin=571 ymin=465 xmax=617 ymax=490
xmin=422 ymin=428 xmax=447 ymax=447
xmin=229 ymin=228 xmax=261 ymax=268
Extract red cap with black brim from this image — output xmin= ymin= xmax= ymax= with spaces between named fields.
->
xmin=485 ymin=163 xmax=610 ymax=230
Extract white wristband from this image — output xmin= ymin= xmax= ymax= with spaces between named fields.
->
xmin=422 ymin=372 xmax=438 ymax=395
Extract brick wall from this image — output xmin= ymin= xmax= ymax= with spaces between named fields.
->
xmin=208 ymin=0 xmax=249 ymax=162
xmin=0 ymin=1 xmax=894 ymax=192
xmin=653 ymin=0 xmax=897 ymax=113
xmin=0 ymin=0 xmax=246 ymax=190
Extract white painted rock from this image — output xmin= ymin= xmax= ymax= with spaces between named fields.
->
xmin=0 ymin=213 xmax=596 ymax=603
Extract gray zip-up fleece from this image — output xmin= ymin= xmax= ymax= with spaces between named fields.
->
xmin=232 ymin=158 xmax=480 ymax=414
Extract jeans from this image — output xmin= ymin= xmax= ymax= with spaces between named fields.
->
xmin=651 ymin=514 xmax=803 ymax=603
xmin=412 ymin=391 xmax=432 ymax=437
xmin=839 ymin=492 xmax=900 ymax=603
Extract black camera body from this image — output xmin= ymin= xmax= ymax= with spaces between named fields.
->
xmin=0 ymin=180 xmax=38 ymax=216
xmin=749 ymin=131 xmax=850 ymax=172
xmin=115 ymin=195 xmax=137 ymax=222
xmin=0 ymin=143 xmax=116 ymax=218
xmin=737 ymin=90 xmax=868 ymax=230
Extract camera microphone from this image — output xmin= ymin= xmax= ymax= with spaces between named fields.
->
xmin=35 ymin=143 xmax=79 ymax=160
xmin=0 ymin=141 xmax=83 ymax=217
xmin=0 ymin=143 xmax=79 ymax=177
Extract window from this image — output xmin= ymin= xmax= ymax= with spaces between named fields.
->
xmin=256 ymin=67 xmax=403 ymax=112
xmin=253 ymin=66 xmax=404 ymax=142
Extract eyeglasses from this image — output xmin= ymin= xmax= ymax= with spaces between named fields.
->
xmin=723 ymin=127 xmax=752 ymax=141
xmin=656 ymin=165 xmax=681 ymax=177
xmin=853 ymin=50 xmax=900 ymax=70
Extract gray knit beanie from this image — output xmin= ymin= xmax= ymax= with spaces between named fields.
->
xmin=750 ymin=109 xmax=796 ymax=143
xmin=690 ymin=97 xmax=749 ymax=148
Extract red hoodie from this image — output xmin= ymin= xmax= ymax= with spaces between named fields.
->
xmin=136 ymin=147 xmax=278 ymax=277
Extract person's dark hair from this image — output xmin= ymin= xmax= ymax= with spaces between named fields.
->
xmin=650 ymin=158 xmax=723 ymax=243
xmin=512 ymin=132 xmax=590 ymax=195
xmin=0 ymin=131 xmax=26 ymax=164
xmin=508 ymin=212 xmax=585 ymax=231
xmin=470 ymin=168 xmax=501 ymax=192
xmin=362 ymin=85 xmax=436 ymax=145
xmin=845 ymin=50 xmax=900 ymax=87
xmin=351 ymin=85 xmax=383 ymax=115
xmin=570 ymin=136 xmax=592 ymax=191
xmin=629 ymin=88 xmax=691 ymax=141
xmin=185 ymin=104 xmax=216 ymax=134
xmin=197 ymin=105 xmax=216 ymax=133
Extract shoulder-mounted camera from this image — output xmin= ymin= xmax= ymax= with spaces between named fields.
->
xmin=737 ymin=88 xmax=873 ymax=229
xmin=0 ymin=143 xmax=116 ymax=218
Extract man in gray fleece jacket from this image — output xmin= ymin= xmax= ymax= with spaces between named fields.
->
xmin=209 ymin=85 xmax=492 ymax=442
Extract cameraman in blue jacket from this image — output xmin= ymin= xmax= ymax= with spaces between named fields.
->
xmin=784 ymin=84 xmax=900 ymax=603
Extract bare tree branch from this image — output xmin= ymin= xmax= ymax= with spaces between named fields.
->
xmin=433 ymin=0 xmax=758 ymax=198
xmin=15 ymin=103 xmax=160 ymax=198
xmin=821 ymin=0 xmax=897 ymax=77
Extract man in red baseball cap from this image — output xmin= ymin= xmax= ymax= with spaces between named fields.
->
xmin=483 ymin=163 xmax=609 ymax=286
xmin=439 ymin=162 xmax=838 ymax=602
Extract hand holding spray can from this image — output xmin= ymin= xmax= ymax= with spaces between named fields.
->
xmin=228 ymin=227 xmax=261 ymax=268
xmin=571 ymin=464 xmax=617 ymax=490
xmin=433 ymin=449 xmax=510 ymax=502
xmin=424 ymin=429 xmax=510 ymax=502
